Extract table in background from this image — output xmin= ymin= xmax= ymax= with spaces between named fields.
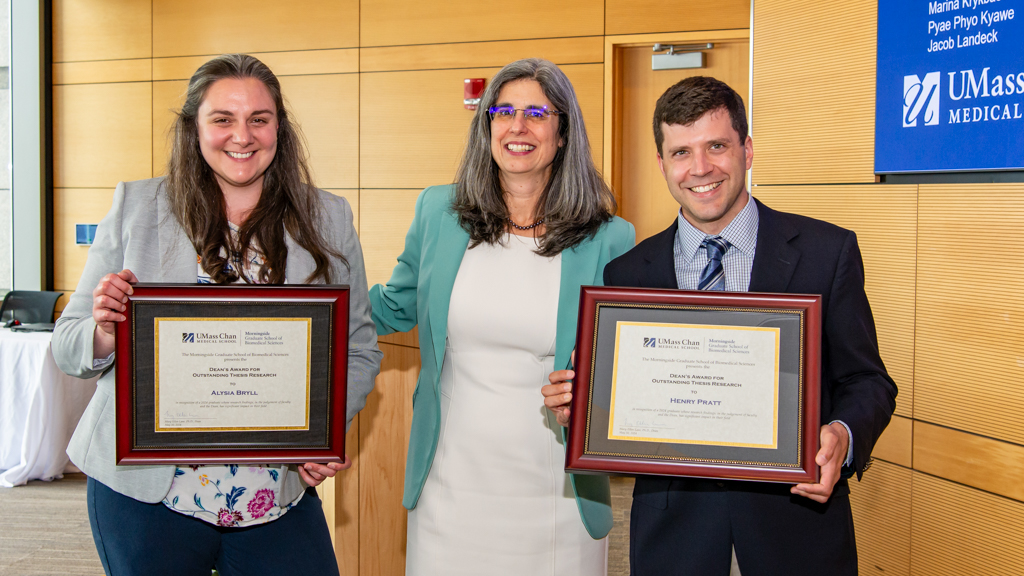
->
xmin=0 ymin=327 xmax=99 ymax=487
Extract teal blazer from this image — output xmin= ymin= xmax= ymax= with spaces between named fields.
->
xmin=369 ymin=184 xmax=635 ymax=539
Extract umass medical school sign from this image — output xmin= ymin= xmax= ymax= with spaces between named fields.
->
xmin=876 ymin=0 xmax=1024 ymax=173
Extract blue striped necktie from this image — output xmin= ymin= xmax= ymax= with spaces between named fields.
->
xmin=698 ymin=236 xmax=730 ymax=291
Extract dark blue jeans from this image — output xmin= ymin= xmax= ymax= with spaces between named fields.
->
xmin=87 ymin=477 xmax=340 ymax=576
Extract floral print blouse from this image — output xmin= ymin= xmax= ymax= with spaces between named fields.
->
xmin=164 ymin=464 xmax=301 ymax=527
xmin=162 ymin=226 xmax=303 ymax=527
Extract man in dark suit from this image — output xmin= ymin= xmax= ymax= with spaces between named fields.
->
xmin=544 ymin=77 xmax=897 ymax=575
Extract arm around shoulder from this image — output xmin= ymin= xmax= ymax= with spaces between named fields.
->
xmin=367 ymin=185 xmax=451 ymax=336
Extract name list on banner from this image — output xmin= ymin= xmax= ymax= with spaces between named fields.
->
xmin=876 ymin=0 xmax=1024 ymax=173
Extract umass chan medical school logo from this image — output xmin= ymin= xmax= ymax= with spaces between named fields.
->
xmin=643 ymin=337 xmax=657 ymax=348
xmin=182 ymin=332 xmax=195 ymax=343
xmin=904 ymin=72 xmax=941 ymax=127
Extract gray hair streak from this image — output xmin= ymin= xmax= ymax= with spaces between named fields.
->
xmin=452 ymin=58 xmax=616 ymax=257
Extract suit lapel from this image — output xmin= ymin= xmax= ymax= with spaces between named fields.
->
xmin=643 ymin=222 xmax=680 ymax=290
xmin=749 ymin=199 xmax=800 ymax=293
xmin=156 ymin=187 xmax=201 ymax=282
xmin=427 ymin=210 xmax=470 ymax=375
xmin=555 ymin=236 xmax=600 ymax=370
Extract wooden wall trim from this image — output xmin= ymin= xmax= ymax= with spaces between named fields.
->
xmin=359 ymin=0 xmax=603 ymax=48
xmin=914 ymin=421 xmax=1024 ymax=504
xmin=379 ymin=329 xmax=420 ymax=349
xmin=910 ymin=471 xmax=1024 ymax=575
xmin=153 ymin=49 xmax=360 ymax=81
xmin=54 ymin=59 xmax=151 ymax=85
xmin=873 ymin=414 xmax=912 ymax=468
xmin=606 ymin=0 xmax=750 ymax=36
xmin=361 ymin=37 xmax=603 ymax=73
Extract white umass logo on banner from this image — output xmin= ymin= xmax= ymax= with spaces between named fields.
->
xmin=903 ymin=72 xmax=941 ymax=127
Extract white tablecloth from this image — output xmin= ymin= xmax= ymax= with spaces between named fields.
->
xmin=0 ymin=327 xmax=99 ymax=487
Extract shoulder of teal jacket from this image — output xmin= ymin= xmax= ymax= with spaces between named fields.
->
xmin=416 ymin=184 xmax=457 ymax=220
xmin=583 ymin=216 xmax=636 ymax=260
xmin=602 ymin=215 xmax=637 ymax=250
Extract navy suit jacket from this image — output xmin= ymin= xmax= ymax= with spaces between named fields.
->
xmin=603 ymin=198 xmax=897 ymax=484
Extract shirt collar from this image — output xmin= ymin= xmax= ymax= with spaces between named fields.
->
xmin=675 ymin=193 xmax=759 ymax=260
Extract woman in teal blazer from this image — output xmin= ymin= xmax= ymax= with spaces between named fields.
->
xmin=369 ymin=59 xmax=634 ymax=574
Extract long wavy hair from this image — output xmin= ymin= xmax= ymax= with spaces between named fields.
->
xmin=165 ymin=53 xmax=342 ymax=285
xmin=452 ymin=58 xmax=616 ymax=257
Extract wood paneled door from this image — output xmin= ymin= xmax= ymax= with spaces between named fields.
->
xmin=603 ymin=31 xmax=750 ymax=243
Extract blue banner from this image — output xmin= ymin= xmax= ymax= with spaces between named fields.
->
xmin=876 ymin=0 xmax=1024 ymax=173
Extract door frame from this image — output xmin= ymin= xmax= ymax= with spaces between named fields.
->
xmin=602 ymin=29 xmax=751 ymax=207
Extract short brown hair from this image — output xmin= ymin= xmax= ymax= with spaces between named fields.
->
xmin=652 ymin=76 xmax=748 ymax=156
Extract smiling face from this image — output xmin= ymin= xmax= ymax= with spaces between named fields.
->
xmin=657 ymin=107 xmax=753 ymax=235
xmin=489 ymin=79 xmax=564 ymax=186
xmin=197 ymin=77 xmax=279 ymax=195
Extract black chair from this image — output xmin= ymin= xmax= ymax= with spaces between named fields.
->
xmin=0 ymin=291 xmax=63 ymax=325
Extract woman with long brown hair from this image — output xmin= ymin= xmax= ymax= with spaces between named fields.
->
xmin=52 ymin=54 xmax=381 ymax=575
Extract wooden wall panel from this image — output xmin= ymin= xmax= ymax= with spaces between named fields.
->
xmin=53 ymin=187 xmax=116 ymax=295
xmin=379 ymin=328 xmax=420 ymax=349
xmin=751 ymin=0 xmax=876 ymax=185
xmin=566 ymin=65 xmax=604 ymax=171
xmin=605 ymin=0 xmax=749 ymax=36
xmin=911 ymin=472 xmax=1024 ymax=575
xmin=54 ymin=82 xmax=153 ymax=188
xmin=361 ymin=37 xmax=603 ymax=73
xmin=849 ymin=461 xmax=911 ymax=576
xmin=279 ymin=75 xmax=360 ymax=190
xmin=361 ymin=64 xmax=603 ymax=189
xmin=360 ymin=0 xmax=603 ymax=47
xmin=317 ymin=420 xmax=361 ymax=576
xmin=749 ymin=186 xmax=916 ymax=417
xmin=152 ymin=0 xmax=359 ymax=57
xmin=154 ymin=49 xmax=359 ymax=82
xmin=53 ymin=0 xmax=151 ymax=62
xmin=360 ymin=69 xmax=473 ymax=189
xmin=872 ymin=414 xmax=912 ymax=468
xmin=53 ymin=59 xmax=151 ymax=85
xmin=360 ymin=189 xmax=421 ymax=288
xmin=915 ymin=184 xmax=1024 ymax=443
xmin=360 ymin=343 xmax=420 ymax=576
xmin=914 ymin=422 xmax=1024 ymax=503
xmin=152 ymin=81 xmax=188 ymax=178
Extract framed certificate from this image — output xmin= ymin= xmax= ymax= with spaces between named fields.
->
xmin=566 ymin=286 xmax=821 ymax=484
xmin=114 ymin=284 xmax=349 ymax=465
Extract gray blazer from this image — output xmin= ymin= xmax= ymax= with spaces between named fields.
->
xmin=52 ymin=177 xmax=382 ymax=504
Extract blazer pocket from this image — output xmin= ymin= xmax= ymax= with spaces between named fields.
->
xmin=632 ymin=475 xmax=671 ymax=510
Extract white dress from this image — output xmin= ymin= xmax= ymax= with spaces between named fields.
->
xmin=406 ymin=233 xmax=608 ymax=576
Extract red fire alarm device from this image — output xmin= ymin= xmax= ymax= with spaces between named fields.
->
xmin=464 ymin=78 xmax=485 ymax=110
